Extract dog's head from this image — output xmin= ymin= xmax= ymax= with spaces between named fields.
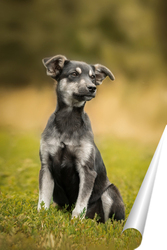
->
xmin=42 ymin=55 xmax=115 ymax=107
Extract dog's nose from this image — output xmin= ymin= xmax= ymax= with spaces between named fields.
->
xmin=87 ymin=86 xmax=96 ymax=93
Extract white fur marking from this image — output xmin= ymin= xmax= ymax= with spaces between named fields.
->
xmin=40 ymin=136 xmax=58 ymax=160
xmin=73 ymin=100 xmax=85 ymax=107
xmin=101 ymin=190 xmax=113 ymax=221
xmin=89 ymin=70 xmax=93 ymax=76
xmin=71 ymin=140 xmax=94 ymax=219
xmin=71 ymin=166 xmax=87 ymax=219
xmin=80 ymin=79 xmax=86 ymax=85
xmin=38 ymin=169 xmax=54 ymax=211
xmin=59 ymin=79 xmax=85 ymax=107
xmin=79 ymin=140 xmax=93 ymax=166
xmin=72 ymin=163 xmax=96 ymax=219
xmin=59 ymin=79 xmax=75 ymax=106
xmin=76 ymin=67 xmax=82 ymax=74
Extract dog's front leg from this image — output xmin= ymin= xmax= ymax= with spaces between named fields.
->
xmin=37 ymin=165 xmax=54 ymax=211
xmin=72 ymin=165 xmax=97 ymax=219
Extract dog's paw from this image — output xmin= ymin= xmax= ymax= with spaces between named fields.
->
xmin=71 ymin=207 xmax=86 ymax=220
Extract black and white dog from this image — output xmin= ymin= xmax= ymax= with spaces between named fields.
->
xmin=38 ymin=55 xmax=125 ymax=222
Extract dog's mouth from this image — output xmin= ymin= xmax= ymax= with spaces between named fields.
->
xmin=73 ymin=92 xmax=96 ymax=101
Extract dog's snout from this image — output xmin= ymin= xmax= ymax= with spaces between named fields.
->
xmin=87 ymin=86 xmax=96 ymax=93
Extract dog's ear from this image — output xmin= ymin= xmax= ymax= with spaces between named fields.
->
xmin=42 ymin=55 xmax=67 ymax=79
xmin=92 ymin=64 xmax=115 ymax=85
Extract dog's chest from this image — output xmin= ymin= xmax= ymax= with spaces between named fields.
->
xmin=41 ymin=132 xmax=93 ymax=167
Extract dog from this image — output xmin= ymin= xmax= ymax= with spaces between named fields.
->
xmin=37 ymin=55 xmax=125 ymax=222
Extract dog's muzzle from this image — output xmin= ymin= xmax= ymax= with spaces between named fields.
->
xmin=73 ymin=84 xmax=97 ymax=101
xmin=73 ymin=91 xmax=96 ymax=101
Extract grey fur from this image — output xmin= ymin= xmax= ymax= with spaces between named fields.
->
xmin=38 ymin=55 xmax=125 ymax=222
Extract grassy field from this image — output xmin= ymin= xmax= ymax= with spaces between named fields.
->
xmin=0 ymin=129 xmax=155 ymax=249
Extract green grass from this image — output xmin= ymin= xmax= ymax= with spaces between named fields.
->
xmin=0 ymin=130 xmax=155 ymax=249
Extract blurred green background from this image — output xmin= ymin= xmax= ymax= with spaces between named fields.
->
xmin=0 ymin=0 xmax=167 ymax=142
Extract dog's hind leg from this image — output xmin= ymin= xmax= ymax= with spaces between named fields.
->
xmin=101 ymin=184 xmax=125 ymax=222
xmin=101 ymin=188 xmax=114 ymax=222
xmin=37 ymin=167 xmax=54 ymax=211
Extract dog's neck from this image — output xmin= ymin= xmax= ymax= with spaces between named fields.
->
xmin=55 ymin=94 xmax=87 ymax=135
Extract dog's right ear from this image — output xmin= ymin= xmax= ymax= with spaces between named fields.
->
xmin=42 ymin=55 xmax=67 ymax=79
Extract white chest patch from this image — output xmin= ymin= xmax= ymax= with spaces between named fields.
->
xmin=76 ymin=139 xmax=93 ymax=166
xmin=40 ymin=131 xmax=93 ymax=167
xmin=40 ymin=137 xmax=59 ymax=164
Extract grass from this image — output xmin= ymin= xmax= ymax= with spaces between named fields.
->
xmin=0 ymin=129 xmax=155 ymax=249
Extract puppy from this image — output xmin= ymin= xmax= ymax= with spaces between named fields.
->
xmin=38 ymin=55 xmax=125 ymax=222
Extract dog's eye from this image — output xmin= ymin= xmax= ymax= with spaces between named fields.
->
xmin=70 ymin=72 xmax=78 ymax=77
xmin=90 ymin=75 xmax=95 ymax=80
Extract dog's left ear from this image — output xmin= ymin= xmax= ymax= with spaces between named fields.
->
xmin=92 ymin=64 xmax=115 ymax=85
xmin=42 ymin=55 xmax=67 ymax=79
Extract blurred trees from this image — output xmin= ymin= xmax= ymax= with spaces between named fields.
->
xmin=154 ymin=0 xmax=167 ymax=62
xmin=0 ymin=0 xmax=166 ymax=87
